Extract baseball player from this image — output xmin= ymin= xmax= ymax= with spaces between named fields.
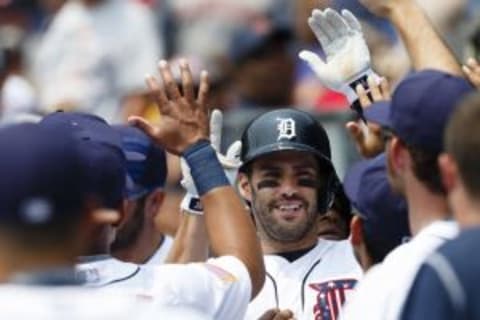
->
xmin=169 ymin=107 xmax=363 ymax=320
xmin=50 ymin=59 xmax=263 ymax=319
xmin=343 ymin=153 xmax=410 ymax=271
xmin=0 ymin=123 xmax=162 ymax=319
xmin=238 ymin=108 xmax=362 ymax=320
xmin=340 ymin=70 xmax=474 ymax=319
xmin=110 ymin=125 xmax=173 ymax=265
xmin=401 ymin=93 xmax=480 ymax=319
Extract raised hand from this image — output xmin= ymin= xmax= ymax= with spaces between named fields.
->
xmin=128 ymin=59 xmax=210 ymax=155
xmin=346 ymin=76 xmax=391 ymax=158
xmin=299 ymin=8 xmax=379 ymax=104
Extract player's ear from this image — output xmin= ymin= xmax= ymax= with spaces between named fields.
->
xmin=350 ymin=215 xmax=364 ymax=246
xmin=438 ymin=153 xmax=459 ymax=194
xmin=145 ymin=189 xmax=165 ymax=220
xmin=388 ymin=137 xmax=408 ymax=171
xmin=237 ymin=172 xmax=252 ymax=202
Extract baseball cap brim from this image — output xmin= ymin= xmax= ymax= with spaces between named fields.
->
xmin=364 ymin=101 xmax=391 ymax=128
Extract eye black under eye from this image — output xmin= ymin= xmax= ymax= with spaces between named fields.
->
xmin=298 ymin=178 xmax=317 ymax=188
xmin=257 ymin=180 xmax=279 ymax=189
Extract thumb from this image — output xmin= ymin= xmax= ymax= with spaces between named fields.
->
xmin=226 ymin=140 xmax=242 ymax=162
xmin=299 ymin=50 xmax=326 ymax=69
xmin=298 ymin=50 xmax=329 ymax=81
xmin=128 ymin=116 xmax=158 ymax=140
xmin=346 ymin=121 xmax=363 ymax=141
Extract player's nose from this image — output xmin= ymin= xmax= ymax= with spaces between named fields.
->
xmin=278 ymin=177 xmax=298 ymax=197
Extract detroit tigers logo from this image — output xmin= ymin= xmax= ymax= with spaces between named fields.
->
xmin=310 ymin=279 xmax=357 ymax=320
xmin=276 ymin=118 xmax=296 ymax=140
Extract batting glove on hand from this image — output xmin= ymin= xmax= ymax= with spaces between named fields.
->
xmin=180 ymin=109 xmax=242 ymax=215
xmin=299 ymin=8 xmax=379 ymax=104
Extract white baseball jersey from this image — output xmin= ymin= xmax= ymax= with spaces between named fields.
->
xmin=144 ymin=235 xmax=173 ymax=265
xmin=0 ymin=284 xmax=159 ymax=320
xmin=246 ymin=239 xmax=363 ymax=320
xmin=340 ymin=220 xmax=458 ymax=320
xmin=76 ymin=255 xmax=251 ymax=320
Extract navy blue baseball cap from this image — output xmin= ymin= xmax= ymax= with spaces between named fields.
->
xmin=0 ymin=123 xmax=89 ymax=226
xmin=39 ymin=111 xmax=126 ymax=209
xmin=364 ymin=101 xmax=390 ymax=127
xmin=369 ymin=70 xmax=474 ymax=153
xmin=344 ymin=153 xmax=410 ymax=259
xmin=229 ymin=19 xmax=292 ymax=64
xmin=113 ymin=125 xmax=167 ymax=199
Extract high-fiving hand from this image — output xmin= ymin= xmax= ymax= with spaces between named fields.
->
xmin=299 ymin=8 xmax=379 ymax=104
xmin=128 ymin=59 xmax=210 ymax=155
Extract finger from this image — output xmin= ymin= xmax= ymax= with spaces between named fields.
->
xmin=258 ymin=309 xmax=279 ymax=320
xmin=209 ymin=109 xmax=223 ymax=151
xmin=466 ymin=57 xmax=480 ymax=71
xmin=274 ymin=309 xmax=294 ymax=320
xmin=463 ymin=65 xmax=480 ymax=87
xmin=179 ymin=59 xmax=195 ymax=102
xmin=325 ymin=8 xmax=349 ymax=37
xmin=311 ymin=9 xmax=333 ymax=43
xmin=158 ymin=60 xmax=182 ymax=101
xmin=379 ymin=77 xmax=391 ymax=100
xmin=308 ymin=15 xmax=330 ymax=49
xmin=368 ymin=76 xmax=382 ymax=102
xmin=356 ymin=83 xmax=371 ymax=107
xmin=298 ymin=50 xmax=327 ymax=78
xmin=145 ymin=74 xmax=168 ymax=113
xmin=346 ymin=121 xmax=363 ymax=141
xmin=226 ymin=140 xmax=242 ymax=161
xmin=127 ymin=116 xmax=158 ymax=140
xmin=341 ymin=9 xmax=362 ymax=32
xmin=197 ymin=70 xmax=210 ymax=111
xmin=317 ymin=11 xmax=337 ymax=42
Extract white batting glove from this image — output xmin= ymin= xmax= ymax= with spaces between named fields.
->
xmin=299 ymin=8 xmax=379 ymax=104
xmin=180 ymin=109 xmax=242 ymax=215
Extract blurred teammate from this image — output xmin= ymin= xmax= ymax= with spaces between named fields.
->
xmin=343 ymin=153 xmax=410 ymax=271
xmin=401 ymin=92 xmax=480 ymax=319
xmin=53 ymin=59 xmax=264 ymax=319
xmin=110 ymin=125 xmax=172 ymax=265
xmin=340 ymin=70 xmax=473 ymax=319
xmin=0 ymin=123 xmax=156 ymax=319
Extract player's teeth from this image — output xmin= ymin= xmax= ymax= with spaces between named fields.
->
xmin=279 ymin=204 xmax=301 ymax=211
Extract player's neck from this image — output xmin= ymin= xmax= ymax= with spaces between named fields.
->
xmin=260 ymin=231 xmax=319 ymax=255
xmin=405 ymin=178 xmax=449 ymax=236
xmin=113 ymin=231 xmax=164 ymax=264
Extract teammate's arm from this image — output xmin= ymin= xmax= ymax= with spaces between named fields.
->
xmin=129 ymin=59 xmax=265 ymax=298
xmin=359 ymin=0 xmax=463 ymax=76
xmin=165 ymin=213 xmax=209 ymax=263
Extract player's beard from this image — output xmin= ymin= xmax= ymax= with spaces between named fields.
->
xmin=251 ymin=189 xmax=318 ymax=243
xmin=110 ymin=199 xmax=145 ymax=252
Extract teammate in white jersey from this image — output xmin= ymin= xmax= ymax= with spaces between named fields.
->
xmin=39 ymin=62 xmax=264 ymax=319
xmin=339 ymin=59 xmax=474 ymax=320
xmin=0 ymin=123 xmax=164 ymax=319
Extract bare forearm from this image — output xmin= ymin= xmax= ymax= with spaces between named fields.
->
xmin=202 ymin=186 xmax=265 ymax=298
xmin=165 ymin=213 xmax=208 ymax=264
xmin=388 ymin=1 xmax=462 ymax=76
